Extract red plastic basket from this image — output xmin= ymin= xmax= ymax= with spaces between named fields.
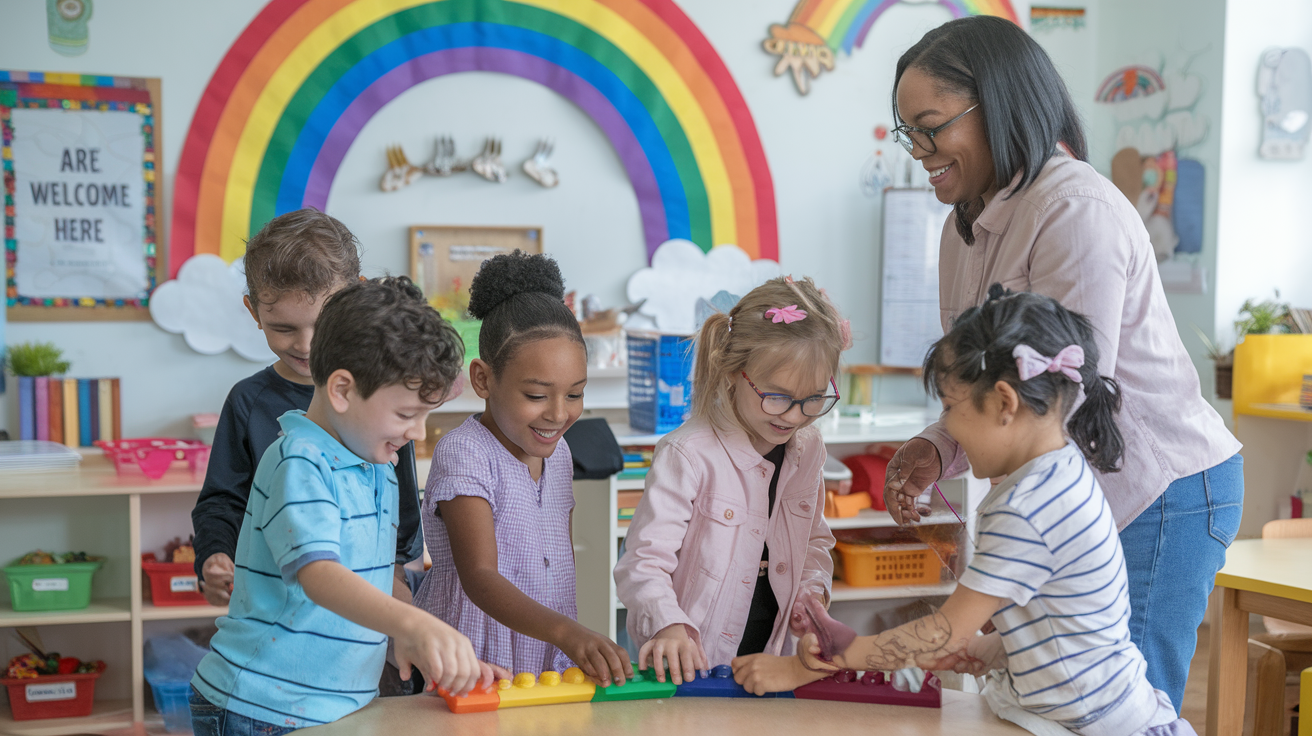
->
xmin=95 ymin=439 xmax=210 ymax=479
xmin=141 ymin=553 xmax=205 ymax=606
xmin=2 ymin=670 xmax=103 ymax=720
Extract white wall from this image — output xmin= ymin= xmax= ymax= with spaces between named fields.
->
xmin=1 ymin=0 xmax=1009 ymax=435
xmin=1215 ymin=0 xmax=1312 ymax=346
xmin=8 ymin=0 xmax=1261 ymax=438
xmin=1087 ymin=0 xmax=1228 ymax=399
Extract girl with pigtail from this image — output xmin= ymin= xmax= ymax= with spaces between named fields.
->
xmin=739 ymin=285 xmax=1197 ymax=736
xmin=614 ymin=276 xmax=849 ymax=683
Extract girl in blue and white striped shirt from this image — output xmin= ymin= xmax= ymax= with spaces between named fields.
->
xmin=733 ymin=286 xmax=1195 ymax=736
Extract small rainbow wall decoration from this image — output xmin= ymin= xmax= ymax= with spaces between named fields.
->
xmin=169 ymin=0 xmax=778 ymax=275
xmin=790 ymin=0 xmax=1019 ymax=54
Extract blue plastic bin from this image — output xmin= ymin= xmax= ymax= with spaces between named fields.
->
xmin=144 ymin=633 xmax=209 ymax=733
xmin=626 ymin=331 xmax=695 ymax=434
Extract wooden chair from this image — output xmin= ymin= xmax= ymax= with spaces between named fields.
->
xmin=1247 ymin=519 xmax=1312 ymax=735
xmin=1247 ymin=639 xmax=1287 ymax=736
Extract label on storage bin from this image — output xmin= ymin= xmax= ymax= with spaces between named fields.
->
xmin=170 ymin=575 xmax=199 ymax=592
xmin=26 ymin=681 xmax=77 ymax=702
xmin=32 ymin=577 xmax=70 ymax=592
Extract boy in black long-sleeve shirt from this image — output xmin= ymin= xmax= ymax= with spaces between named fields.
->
xmin=191 ymin=209 xmax=423 ymax=612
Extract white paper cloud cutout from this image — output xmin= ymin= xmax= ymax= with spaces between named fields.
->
xmin=150 ymin=255 xmax=276 ymax=362
xmin=1115 ymin=111 xmax=1209 ymax=156
xmin=626 ymin=240 xmax=781 ymax=334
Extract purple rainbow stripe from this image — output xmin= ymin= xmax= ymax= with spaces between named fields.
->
xmin=301 ymin=46 xmax=668 ymax=250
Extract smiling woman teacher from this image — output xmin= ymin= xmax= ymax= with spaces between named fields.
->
xmin=879 ymin=17 xmax=1243 ymax=714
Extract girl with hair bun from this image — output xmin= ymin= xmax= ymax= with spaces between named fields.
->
xmin=413 ymin=251 xmax=632 ymax=686
xmin=615 ymin=275 xmax=847 ymax=685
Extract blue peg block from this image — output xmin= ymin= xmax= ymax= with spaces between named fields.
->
xmin=674 ymin=664 xmax=795 ymax=699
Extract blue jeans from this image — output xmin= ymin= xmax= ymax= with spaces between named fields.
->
xmin=189 ymin=687 xmax=298 ymax=736
xmin=1119 ymin=454 xmax=1244 ymax=714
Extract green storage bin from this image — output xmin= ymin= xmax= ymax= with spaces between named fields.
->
xmin=4 ymin=560 xmax=103 ymax=611
xmin=453 ymin=319 xmax=481 ymax=366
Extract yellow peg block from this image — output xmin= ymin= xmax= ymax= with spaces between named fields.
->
xmin=496 ymin=667 xmax=596 ymax=708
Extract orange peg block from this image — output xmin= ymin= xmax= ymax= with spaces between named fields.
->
xmin=438 ymin=682 xmax=501 ymax=714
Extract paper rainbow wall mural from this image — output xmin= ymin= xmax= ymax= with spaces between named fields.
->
xmin=168 ymin=0 xmax=779 ymax=276
xmin=764 ymin=0 xmax=1019 ymax=94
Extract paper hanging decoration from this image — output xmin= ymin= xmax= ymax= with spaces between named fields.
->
xmin=1098 ymin=58 xmax=1209 ymax=264
xmin=1257 ymin=47 xmax=1312 ymax=161
xmin=626 ymin=239 xmax=780 ymax=335
xmin=763 ymin=0 xmax=1019 ymax=95
xmin=168 ymin=0 xmax=779 ymax=274
xmin=47 ymin=0 xmax=93 ymax=56
xmin=149 ymin=254 xmax=276 ymax=362
xmin=1029 ymin=6 xmax=1085 ymax=33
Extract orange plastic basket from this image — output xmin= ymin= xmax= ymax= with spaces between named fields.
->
xmin=833 ymin=542 xmax=941 ymax=587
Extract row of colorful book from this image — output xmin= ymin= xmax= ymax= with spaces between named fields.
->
xmin=616 ymin=446 xmax=655 ymax=481
xmin=16 ymin=377 xmax=122 ymax=447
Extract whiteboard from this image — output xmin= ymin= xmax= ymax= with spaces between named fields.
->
xmin=879 ymin=189 xmax=953 ymax=368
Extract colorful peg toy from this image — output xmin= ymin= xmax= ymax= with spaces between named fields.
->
xmin=441 ymin=663 xmax=941 ymax=713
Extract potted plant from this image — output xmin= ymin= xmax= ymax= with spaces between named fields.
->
xmin=6 ymin=342 xmax=71 ymax=377
xmin=1234 ymin=293 xmax=1291 ymax=338
xmin=1192 ymin=326 xmax=1234 ymax=400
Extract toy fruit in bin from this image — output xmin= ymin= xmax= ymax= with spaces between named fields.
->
xmin=841 ymin=444 xmax=900 ymax=511
xmin=142 ymin=546 xmax=205 ymax=606
xmin=95 ymin=438 xmax=210 ymax=479
xmin=4 ymin=551 xmax=104 ymax=612
xmin=3 ymin=655 xmax=106 ymax=721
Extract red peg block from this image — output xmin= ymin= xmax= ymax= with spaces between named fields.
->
xmin=793 ymin=670 xmax=942 ymax=708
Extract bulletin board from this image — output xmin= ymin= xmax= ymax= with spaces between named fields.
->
xmin=408 ymin=226 xmax=543 ymax=303
xmin=2 ymin=71 xmax=165 ymax=322
xmin=878 ymin=188 xmax=952 ymax=368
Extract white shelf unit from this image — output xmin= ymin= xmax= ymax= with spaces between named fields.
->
xmin=0 ymin=456 xmax=226 ymax=735
xmin=572 ymin=407 xmax=986 ymax=643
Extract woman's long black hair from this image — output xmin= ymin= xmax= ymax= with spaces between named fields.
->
xmin=923 ymin=285 xmax=1124 ymax=473
xmin=894 ymin=16 xmax=1087 ymax=243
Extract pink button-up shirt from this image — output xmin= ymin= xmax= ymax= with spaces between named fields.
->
xmin=614 ymin=418 xmax=835 ymax=666
xmin=919 ymin=155 xmax=1240 ymax=528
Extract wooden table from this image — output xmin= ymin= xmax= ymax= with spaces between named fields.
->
xmin=1207 ymin=538 xmax=1312 ymax=736
xmin=297 ymin=690 xmax=1029 ymax=736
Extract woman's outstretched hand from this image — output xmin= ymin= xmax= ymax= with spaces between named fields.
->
xmin=883 ymin=438 xmax=942 ymax=525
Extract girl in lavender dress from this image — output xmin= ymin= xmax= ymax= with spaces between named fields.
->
xmin=412 ymin=252 xmax=631 ymax=687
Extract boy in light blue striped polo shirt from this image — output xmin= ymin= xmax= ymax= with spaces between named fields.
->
xmin=736 ymin=289 xmax=1196 ymax=735
xmin=190 ymin=277 xmax=503 ymax=735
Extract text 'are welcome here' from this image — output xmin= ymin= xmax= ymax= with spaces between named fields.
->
xmin=28 ymin=148 xmax=131 ymax=243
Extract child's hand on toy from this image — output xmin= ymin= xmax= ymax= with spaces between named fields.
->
xmin=731 ymin=653 xmax=827 ymax=695
xmin=883 ymin=438 xmax=941 ymax=524
xmin=201 ymin=553 xmax=235 ymax=606
xmin=558 ymin=623 xmax=633 ymax=687
xmin=483 ymin=661 xmax=512 ymax=688
xmin=798 ymin=632 xmax=846 ymax=672
xmin=395 ymin=614 xmax=484 ymax=697
xmin=789 ymin=593 xmax=856 ymax=662
xmin=637 ymin=624 xmax=707 ymax=685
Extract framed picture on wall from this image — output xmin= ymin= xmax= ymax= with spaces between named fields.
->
xmin=2 ymin=71 xmax=166 ymax=321
xmin=408 ymin=225 xmax=543 ymax=309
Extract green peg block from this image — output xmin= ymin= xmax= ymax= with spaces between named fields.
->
xmin=590 ymin=665 xmax=677 ymax=702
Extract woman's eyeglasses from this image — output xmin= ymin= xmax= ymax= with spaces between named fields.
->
xmin=893 ymin=104 xmax=979 ymax=155
xmin=740 ymin=372 xmax=840 ymax=418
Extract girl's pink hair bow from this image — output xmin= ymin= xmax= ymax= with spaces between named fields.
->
xmin=765 ymin=305 xmax=807 ymax=324
xmin=1013 ymin=344 xmax=1084 ymax=383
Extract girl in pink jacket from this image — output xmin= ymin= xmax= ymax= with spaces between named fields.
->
xmin=614 ymin=276 xmax=847 ymax=683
